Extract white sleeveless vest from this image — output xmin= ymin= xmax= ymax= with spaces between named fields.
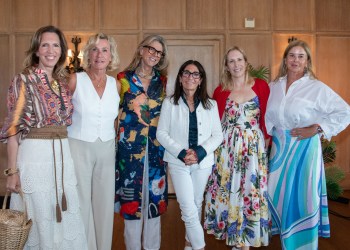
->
xmin=68 ymin=72 xmax=120 ymax=142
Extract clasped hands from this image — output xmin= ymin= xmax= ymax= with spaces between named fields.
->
xmin=183 ymin=149 xmax=198 ymax=166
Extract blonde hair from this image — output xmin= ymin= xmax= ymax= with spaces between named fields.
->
xmin=124 ymin=35 xmax=169 ymax=76
xmin=81 ymin=33 xmax=120 ymax=72
xmin=274 ymin=40 xmax=316 ymax=81
xmin=220 ymin=46 xmax=253 ymax=90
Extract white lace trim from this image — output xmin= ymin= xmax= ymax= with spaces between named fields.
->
xmin=10 ymin=138 xmax=87 ymax=249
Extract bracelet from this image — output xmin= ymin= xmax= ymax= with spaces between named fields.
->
xmin=315 ymin=124 xmax=324 ymax=139
xmin=3 ymin=168 xmax=19 ymax=176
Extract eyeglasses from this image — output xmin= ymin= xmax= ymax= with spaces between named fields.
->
xmin=181 ymin=70 xmax=201 ymax=79
xmin=143 ymin=45 xmax=165 ymax=58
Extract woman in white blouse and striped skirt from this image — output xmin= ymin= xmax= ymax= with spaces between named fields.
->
xmin=265 ymin=40 xmax=350 ymax=250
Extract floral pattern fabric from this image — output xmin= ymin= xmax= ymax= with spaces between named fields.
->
xmin=115 ymin=70 xmax=168 ymax=220
xmin=204 ymin=96 xmax=270 ymax=247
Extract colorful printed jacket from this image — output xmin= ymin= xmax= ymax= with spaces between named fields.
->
xmin=115 ymin=70 xmax=168 ymax=220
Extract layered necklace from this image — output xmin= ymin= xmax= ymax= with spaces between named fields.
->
xmin=136 ymin=67 xmax=155 ymax=80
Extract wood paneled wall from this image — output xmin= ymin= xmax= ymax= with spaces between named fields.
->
xmin=0 ymin=0 xmax=350 ymax=194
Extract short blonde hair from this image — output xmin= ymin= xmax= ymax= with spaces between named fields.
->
xmin=81 ymin=33 xmax=120 ymax=72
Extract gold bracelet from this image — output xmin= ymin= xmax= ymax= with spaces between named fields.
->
xmin=3 ymin=168 xmax=19 ymax=176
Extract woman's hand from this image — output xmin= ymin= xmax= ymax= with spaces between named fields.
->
xmin=290 ymin=124 xmax=319 ymax=140
xmin=184 ymin=149 xmax=198 ymax=166
xmin=6 ymin=134 xmax=21 ymax=193
xmin=6 ymin=173 xmax=21 ymax=193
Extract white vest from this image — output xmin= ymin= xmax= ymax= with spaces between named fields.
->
xmin=68 ymin=72 xmax=120 ymax=142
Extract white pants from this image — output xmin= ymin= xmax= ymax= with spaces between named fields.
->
xmin=69 ymin=138 xmax=115 ymax=250
xmin=124 ymin=216 xmax=161 ymax=250
xmin=169 ymin=163 xmax=212 ymax=250
xmin=124 ymin=147 xmax=161 ymax=250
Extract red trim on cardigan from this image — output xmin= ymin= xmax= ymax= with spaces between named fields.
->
xmin=213 ymin=78 xmax=270 ymax=139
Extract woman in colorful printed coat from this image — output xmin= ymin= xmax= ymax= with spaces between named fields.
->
xmin=157 ymin=60 xmax=223 ymax=250
xmin=0 ymin=25 xmax=87 ymax=249
xmin=204 ymin=47 xmax=270 ymax=250
xmin=67 ymin=33 xmax=120 ymax=250
xmin=115 ymin=35 xmax=169 ymax=250
xmin=265 ymin=40 xmax=350 ymax=250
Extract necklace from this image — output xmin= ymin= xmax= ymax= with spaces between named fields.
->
xmin=88 ymin=72 xmax=106 ymax=88
xmin=136 ymin=67 xmax=155 ymax=80
xmin=50 ymin=80 xmax=60 ymax=94
xmin=45 ymin=75 xmax=66 ymax=112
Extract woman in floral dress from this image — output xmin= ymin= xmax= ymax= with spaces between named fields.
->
xmin=204 ymin=47 xmax=270 ymax=249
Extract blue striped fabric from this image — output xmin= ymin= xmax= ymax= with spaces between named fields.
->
xmin=268 ymin=128 xmax=330 ymax=250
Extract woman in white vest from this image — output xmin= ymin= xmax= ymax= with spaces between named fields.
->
xmin=67 ymin=33 xmax=120 ymax=250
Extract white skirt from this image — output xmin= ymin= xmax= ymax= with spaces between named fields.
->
xmin=10 ymin=138 xmax=87 ymax=250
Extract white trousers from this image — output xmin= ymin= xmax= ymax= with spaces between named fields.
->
xmin=169 ymin=163 xmax=212 ymax=250
xmin=69 ymin=138 xmax=115 ymax=250
xmin=124 ymin=216 xmax=161 ymax=250
xmin=124 ymin=147 xmax=161 ymax=250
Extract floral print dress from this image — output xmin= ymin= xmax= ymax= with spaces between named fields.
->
xmin=204 ymin=96 xmax=270 ymax=247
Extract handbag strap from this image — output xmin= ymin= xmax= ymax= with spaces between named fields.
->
xmin=2 ymin=189 xmax=29 ymax=227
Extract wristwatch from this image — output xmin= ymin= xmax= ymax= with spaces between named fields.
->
xmin=316 ymin=125 xmax=324 ymax=139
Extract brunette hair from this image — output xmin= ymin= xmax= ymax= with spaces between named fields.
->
xmin=172 ymin=60 xmax=212 ymax=110
xmin=23 ymin=25 xmax=68 ymax=80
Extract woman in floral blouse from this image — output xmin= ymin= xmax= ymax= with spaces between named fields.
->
xmin=204 ymin=47 xmax=270 ymax=249
xmin=115 ymin=35 xmax=169 ymax=250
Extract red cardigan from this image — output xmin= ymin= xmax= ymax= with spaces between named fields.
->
xmin=213 ymin=78 xmax=270 ymax=139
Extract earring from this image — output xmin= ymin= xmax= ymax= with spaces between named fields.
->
xmin=304 ymin=67 xmax=308 ymax=74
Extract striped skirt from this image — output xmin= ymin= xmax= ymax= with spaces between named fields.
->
xmin=268 ymin=128 xmax=330 ymax=250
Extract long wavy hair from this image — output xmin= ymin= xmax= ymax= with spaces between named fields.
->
xmin=81 ymin=33 xmax=120 ymax=72
xmin=172 ymin=60 xmax=212 ymax=110
xmin=124 ymin=35 xmax=169 ymax=76
xmin=220 ymin=46 xmax=254 ymax=90
xmin=274 ymin=40 xmax=316 ymax=81
xmin=23 ymin=25 xmax=68 ymax=80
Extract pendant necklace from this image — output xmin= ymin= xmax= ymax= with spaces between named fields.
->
xmin=45 ymin=75 xmax=66 ymax=112
xmin=88 ymin=72 xmax=106 ymax=88
xmin=50 ymin=79 xmax=60 ymax=94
